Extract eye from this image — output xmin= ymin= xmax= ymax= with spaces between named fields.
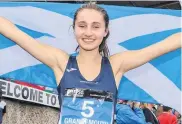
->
xmin=78 ymin=25 xmax=86 ymax=28
xmin=94 ymin=26 xmax=99 ymax=28
xmin=93 ymin=26 xmax=100 ymax=29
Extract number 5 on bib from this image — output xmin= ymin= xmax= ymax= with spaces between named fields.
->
xmin=59 ymin=88 xmax=114 ymax=124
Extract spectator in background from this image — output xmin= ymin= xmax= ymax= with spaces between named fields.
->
xmin=116 ymin=100 xmax=146 ymax=124
xmin=158 ymin=106 xmax=177 ymax=124
xmin=172 ymin=109 xmax=181 ymax=124
xmin=156 ymin=105 xmax=163 ymax=117
xmin=0 ymin=89 xmax=6 ymax=124
xmin=143 ymin=103 xmax=159 ymax=124
xmin=152 ymin=105 xmax=158 ymax=116
xmin=140 ymin=103 xmax=145 ymax=109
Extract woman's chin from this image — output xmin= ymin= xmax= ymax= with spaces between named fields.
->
xmin=80 ymin=45 xmax=98 ymax=52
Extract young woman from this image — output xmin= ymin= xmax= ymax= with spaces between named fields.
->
xmin=0 ymin=2 xmax=181 ymax=119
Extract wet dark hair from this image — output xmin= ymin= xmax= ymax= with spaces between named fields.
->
xmin=73 ymin=2 xmax=110 ymax=57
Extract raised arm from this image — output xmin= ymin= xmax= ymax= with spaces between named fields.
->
xmin=110 ymin=32 xmax=181 ymax=75
xmin=0 ymin=17 xmax=69 ymax=70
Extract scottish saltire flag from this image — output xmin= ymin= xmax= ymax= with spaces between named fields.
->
xmin=0 ymin=2 xmax=181 ymax=112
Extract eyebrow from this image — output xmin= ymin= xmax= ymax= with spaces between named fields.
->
xmin=92 ymin=22 xmax=101 ymax=25
xmin=77 ymin=21 xmax=101 ymax=25
xmin=77 ymin=21 xmax=86 ymax=24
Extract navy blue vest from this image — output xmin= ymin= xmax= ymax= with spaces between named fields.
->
xmin=57 ymin=56 xmax=117 ymax=110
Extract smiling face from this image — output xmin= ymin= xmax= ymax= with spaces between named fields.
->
xmin=73 ymin=7 xmax=109 ymax=53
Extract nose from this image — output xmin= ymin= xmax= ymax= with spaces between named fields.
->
xmin=84 ymin=27 xmax=93 ymax=37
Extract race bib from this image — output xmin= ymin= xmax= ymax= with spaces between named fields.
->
xmin=59 ymin=88 xmax=114 ymax=124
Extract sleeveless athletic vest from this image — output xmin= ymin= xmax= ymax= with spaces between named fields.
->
xmin=57 ymin=56 xmax=117 ymax=110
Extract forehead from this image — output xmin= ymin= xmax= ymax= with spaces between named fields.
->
xmin=76 ymin=9 xmax=104 ymax=24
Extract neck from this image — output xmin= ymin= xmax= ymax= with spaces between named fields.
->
xmin=77 ymin=48 xmax=102 ymax=63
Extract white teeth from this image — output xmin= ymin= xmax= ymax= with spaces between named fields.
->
xmin=83 ymin=39 xmax=94 ymax=42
